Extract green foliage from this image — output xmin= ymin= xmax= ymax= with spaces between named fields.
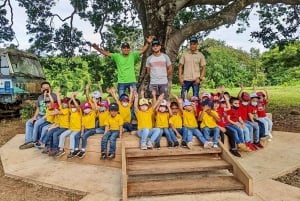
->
xmin=20 ymin=102 xmax=36 ymax=120
xmin=261 ymin=41 xmax=300 ymax=85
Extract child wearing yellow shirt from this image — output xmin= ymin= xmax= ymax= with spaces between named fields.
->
xmin=100 ymin=103 xmax=123 ymax=160
xmin=154 ymin=99 xmax=179 ymax=149
xmin=73 ymin=101 xmax=97 ymax=158
xmin=168 ymin=101 xmax=185 ymax=147
xmin=181 ymin=99 xmax=212 ymax=149
xmin=108 ymin=86 xmax=136 ymax=133
xmin=198 ymin=99 xmax=220 ymax=148
xmin=56 ymin=93 xmax=82 ymax=158
xmin=96 ymin=100 xmax=110 ymax=134
xmin=134 ymin=92 xmax=161 ymax=150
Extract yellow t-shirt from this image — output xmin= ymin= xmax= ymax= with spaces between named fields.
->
xmin=200 ymin=110 xmax=219 ymax=128
xmin=135 ymin=108 xmax=153 ymax=130
xmin=45 ymin=108 xmax=55 ymax=123
xmin=104 ymin=114 xmax=124 ymax=130
xmin=98 ymin=111 xmax=110 ymax=127
xmin=155 ymin=112 xmax=169 ymax=128
xmin=118 ymin=103 xmax=132 ymax=123
xmin=58 ymin=107 xmax=70 ymax=129
xmin=82 ymin=110 xmax=96 ymax=129
xmin=69 ymin=110 xmax=82 ymax=131
xmin=169 ymin=113 xmax=183 ymax=128
xmin=182 ymin=110 xmax=198 ymax=128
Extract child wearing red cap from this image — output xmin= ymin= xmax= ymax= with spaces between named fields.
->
xmin=72 ymin=100 xmax=98 ymax=159
xmin=253 ymin=86 xmax=273 ymax=140
xmin=238 ymin=87 xmax=264 ymax=149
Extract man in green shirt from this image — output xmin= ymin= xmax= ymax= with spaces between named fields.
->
xmin=92 ymin=36 xmax=154 ymax=96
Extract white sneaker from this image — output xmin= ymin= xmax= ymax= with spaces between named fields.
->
xmin=141 ymin=145 xmax=147 ymax=150
xmin=187 ymin=142 xmax=193 ymax=149
xmin=268 ymin=133 xmax=273 ymax=138
xmin=204 ymin=142 xmax=211 ymax=149
xmin=146 ymin=141 xmax=153 ymax=149
xmin=213 ymin=144 xmax=219 ymax=148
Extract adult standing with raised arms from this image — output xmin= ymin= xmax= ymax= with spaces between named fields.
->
xmin=92 ymin=36 xmax=155 ymax=96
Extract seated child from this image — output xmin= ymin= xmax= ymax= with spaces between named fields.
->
xmin=74 ymin=101 xmax=97 ymax=158
xmin=154 ymin=98 xmax=179 ymax=149
xmin=226 ymin=97 xmax=255 ymax=151
xmin=199 ymin=99 xmax=220 ymax=148
xmin=214 ymin=95 xmax=241 ymax=157
xmin=256 ymin=89 xmax=273 ymax=140
xmin=56 ymin=92 xmax=82 ymax=158
xmin=108 ymin=86 xmax=136 ymax=133
xmin=133 ymin=91 xmax=161 ymax=150
xmin=168 ymin=101 xmax=184 ymax=148
xmin=180 ymin=99 xmax=212 ymax=149
xmin=96 ymin=100 xmax=110 ymax=134
xmin=100 ymin=103 xmax=123 ymax=160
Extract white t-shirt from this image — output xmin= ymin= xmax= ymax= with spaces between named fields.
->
xmin=146 ymin=53 xmax=172 ymax=85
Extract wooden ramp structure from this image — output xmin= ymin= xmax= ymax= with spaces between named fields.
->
xmin=54 ymin=134 xmax=252 ymax=200
xmin=121 ymin=136 xmax=253 ymax=200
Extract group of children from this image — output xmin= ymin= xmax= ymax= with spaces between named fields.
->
xmin=22 ymin=84 xmax=273 ymax=159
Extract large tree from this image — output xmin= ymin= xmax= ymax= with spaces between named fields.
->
xmin=1 ymin=0 xmax=299 ymax=91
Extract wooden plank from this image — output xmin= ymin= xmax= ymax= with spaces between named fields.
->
xmin=127 ymin=159 xmax=232 ymax=175
xmin=121 ymin=141 xmax=128 ymax=201
xmin=128 ymin=154 xmax=218 ymax=163
xmin=126 ymin=146 xmax=222 ymax=158
xmin=54 ymin=151 xmax=121 ymax=168
xmin=127 ymin=176 xmax=244 ymax=197
xmin=219 ymin=141 xmax=253 ymax=196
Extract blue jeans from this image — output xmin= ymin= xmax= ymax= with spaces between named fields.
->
xmin=245 ymin=121 xmax=259 ymax=143
xmin=181 ymin=80 xmax=199 ymax=99
xmin=101 ymin=130 xmax=119 ymax=154
xmin=75 ymin=128 xmax=96 ymax=149
xmin=226 ymin=125 xmax=245 ymax=144
xmin=184 ymin=127 xmax=207 ymax=144
xmin=96 ymin=126 xmax=105 ymax=134
xmin=39 ymin=123 xmax=52 ymax=143
xmin=155 ymin=128 xmax=175 ymax=144
xmin=118 ymin=82 xmax=136 ymax=97
xmin=257 ymin=117 xmax=273 ymax=135
xmin=44 ymin=127 xmax=60 ymax=147
xmin=169 ymin=128 xmax=186 ymax=142
xmin=202 ymin=127 xmax=220 ymax=145
xmin=137 ymin=128 xmax=160 ymax=146
xmin=58 ymin=130 xmax=80 ymax=149
xmin=123 ymin=122 xmax=136 ymax=132
xmin=51 ymin=128 xmax=67 ymax=151
xmin=24 ymin=115 xmax=44 ymax=143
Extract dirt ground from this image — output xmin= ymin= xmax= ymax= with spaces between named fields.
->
xmin=0 ymin=106 xmax=299 ymax=200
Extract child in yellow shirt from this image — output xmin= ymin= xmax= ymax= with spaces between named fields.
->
xmin=168 ymin=101 xmax=184 ymax=147
xmin=96 ymin=100 xmax=110 ymax=134
xmin=198 ymin=99 xmax=220 ymax=148
xmin=154 ymin=99 xmax=179 ymax=149
xmin=108 ymin=86 xmax=136 ymax=133
xmin=100 ymin=103 xmax=123 ymax=160
xmin=134 ymin=91 xmax=161 ymax=150
xmin=73 ymin=101 xmax=97 ymax=158
xmin=56 ymin=92 xmax=82 ymax=158
xmin=181 ymin=99 xmax=212 ymax=149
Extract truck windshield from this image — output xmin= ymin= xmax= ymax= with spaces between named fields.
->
xmin=9 ymin=55 xmax=45 ymax=78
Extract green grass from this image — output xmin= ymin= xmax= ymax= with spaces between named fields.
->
xmin=171 ymin=85 xmax=300 ymax=107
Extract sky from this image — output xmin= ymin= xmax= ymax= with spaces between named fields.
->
xmin=2 ymin=1 xmax=267 ymax=53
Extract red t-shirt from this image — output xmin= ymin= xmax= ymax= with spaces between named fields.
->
xmin=247 ymin=105 xmax=258 ymax=118
xmin=216 ymin=107 xmax=226 ymax=127
xmin=195 ymin=104 xmax=202 ymax=118
xmin=227 ymin=108 xmax=240 ymax=123
xmin=239 ymin=105 xmax=249 ymax=121
xmin=257 ymin=100 xmax=268 ymax=117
